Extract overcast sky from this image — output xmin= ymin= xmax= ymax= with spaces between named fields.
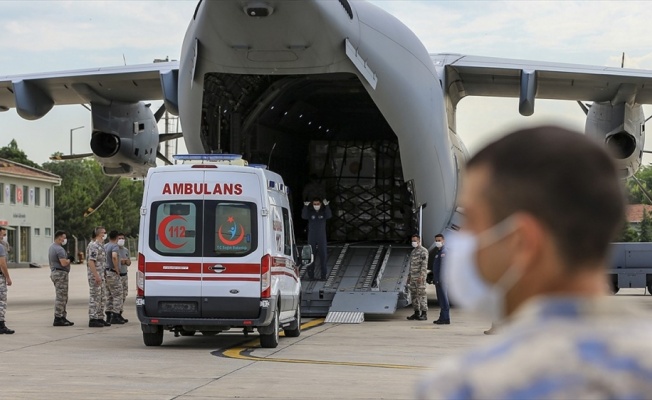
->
xmin=2 ymin=0 xmax=652 ymax=165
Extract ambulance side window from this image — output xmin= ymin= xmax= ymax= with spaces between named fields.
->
xmin=208 ymin=201 xmax=257 ymax=257
xmin=150 ymin=201 xmax=200 ymax=256
xmin=282 ymin=208 xmax=292 ymax=256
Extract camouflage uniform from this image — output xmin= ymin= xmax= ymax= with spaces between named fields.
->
xmin=86 ymin=240 xmax=106 ymax=320
xmin=49 ymin=242 xmax=70 ymax=318
xmin=118 ymin=246 xmax=130 ymax=312
xmin=103 ymin=242 xmax=123 ymax=315
xmin=418 ymin=297 xmax=652 ymax=399
xmin=0 ymin=242 xmax=8 ymax=322
xmin=409 ymin=244 xmax=429 ymax=313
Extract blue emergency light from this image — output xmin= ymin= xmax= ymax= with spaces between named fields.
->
xmin=173 ymin=154 xmax=242 ymax=162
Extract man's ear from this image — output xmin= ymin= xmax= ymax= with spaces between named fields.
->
xmin=511 ymin=213 xmax=546 ymax=272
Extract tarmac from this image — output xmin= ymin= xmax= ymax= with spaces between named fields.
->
xmin=1 ymin=265 xmax=651 ymax=399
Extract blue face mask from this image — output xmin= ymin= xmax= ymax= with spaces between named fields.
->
xmin=443 ymin=216 xmax=523 ymax=321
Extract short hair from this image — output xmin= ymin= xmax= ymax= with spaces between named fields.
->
xmin=93 ymin=226 xmax=105 ymax=238
xmin=108 ymin=230 xmax=119 ymax=240
xmin=54 ymin=230 xmax=66 ymax=239
xmin=435 ymin=233 xmax=444 ymax=239
xmin=312 ymin=198 xmax=322 ymax=203
xmin=467 ymin=125 xmax=625 ymax=269
xmin=411 ymin=234 xmax=420 ymax=240
xmin=117 ymin=232 xmax=125 ymax=238
xmin=0 ymin=227 xmax=6 ymax=232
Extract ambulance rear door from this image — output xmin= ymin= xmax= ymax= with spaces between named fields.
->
xmin=201 ymin=170 xmax=264 ymax=319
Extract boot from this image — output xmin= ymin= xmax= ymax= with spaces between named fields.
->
xmin=417 ymin=311 xmax=428 ymax=321
xmin=119 ymin=312 xmax=128 ymax=323
xmin=0 ymin=321 xmax=15 ymax=334
xmin=53 ymin=316 xmax=73 ymax=327
xmin=88 ymin=319 xmax=104 ymax=328
xmin=103 ymin=312 xmax=112 ymax=326
xmin=110 ymin=313 xmax=125 ymax=325
xmin=62 ymin=317 xmax=74 ymax=326
xmin=406 ymin=311 xmax=420 ymax=320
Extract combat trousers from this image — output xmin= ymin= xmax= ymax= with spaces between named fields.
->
xmin=50 ymin=270 xmax=69 ymax=318
xmin=0 ymin=275 xmax=7 ymax=321
xmin=104 ymin=272 xmax=124 ymax=314
xmin=307 ymin=236 xmax=328 ymax=279
xmin=434 ymin=281 xmax=450 ymax=320
xmin=120 ymin=275 xmax=128 ymax=313
xmin=87 ymin=271 xmax=105 ymax=320
xmin=409 ymin=272 xmax=428 ymax=313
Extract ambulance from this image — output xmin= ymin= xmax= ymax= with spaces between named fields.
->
xmin=136 ymin=154 xmax=302 ymax=347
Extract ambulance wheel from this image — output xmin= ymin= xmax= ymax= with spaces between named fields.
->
xmin=260 ymin=309 xmax=280 ymax=348
xmin=143 ymin=327 xmax=164 ymax=346
xmin=284 ymin=304 xmax=301 ymax=338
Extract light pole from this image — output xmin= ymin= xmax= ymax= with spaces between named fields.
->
xmin=69 ymin=126 xmax=84 ymax=155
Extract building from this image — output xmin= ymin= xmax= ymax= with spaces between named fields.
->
xmin=0 ymin=158 xmax=61 ymax=266
xmin=626 ymin=204 xmax=652 ymax=228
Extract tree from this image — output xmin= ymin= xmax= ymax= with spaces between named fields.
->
xmin=0 ymin=139 xmax=41 ymax=168
xmin=615 ymin=220 xmax=639 ymax=242
xmin=41 ymin=159 xmax=144 ymax=240
xmin=640 ymin=209 xmax=652 ymax=242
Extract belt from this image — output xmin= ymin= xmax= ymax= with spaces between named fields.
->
xmin=106 ymin=269 xmax=118 ymax=274
xmin=52 ymin=268 xmax=69 ymax=273
xmin=120 ymin=273 xmax=127 ymax=277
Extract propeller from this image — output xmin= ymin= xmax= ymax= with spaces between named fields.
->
xmin=84 ymin=176 xmax=121 ymax=218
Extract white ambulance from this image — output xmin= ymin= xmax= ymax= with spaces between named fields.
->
xmin=136 ymin=154 xmax=302 ymax=347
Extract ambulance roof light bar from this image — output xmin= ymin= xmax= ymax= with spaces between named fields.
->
xmin=173 ymin=154 xmax=248 ymax=166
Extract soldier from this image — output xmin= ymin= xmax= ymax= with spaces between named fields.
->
xmin=407 ymin=234 xmax=428 ymax=321
xmin=429 ymin=233 xmax=450 ymax=325
xmin=116 ymin=232 xmax=131 ymax=322
xmin=0 ymin=226 xmax=14 ymax=334
xmin=103 ymin=231 xmax=125 ymax=324
xmin=49 ymin=230 xmax=75 ymax=326
xmin=86 ymin=227 xmax=109 ymax=327
xmin=301 ymin=198 xmax=332 ymax=280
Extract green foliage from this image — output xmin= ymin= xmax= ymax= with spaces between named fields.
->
xmin=640 ymin=209 xmax=652 ymax=242
xmin=42 ymin=158 xmax=143 ymax=239
xmin=0 ymin=139 xmax=41 ymax=168
xmin=627 ymin=165 xmax=652 ymax=204
xmin=616 ymin=220 xmax=639 ymax=242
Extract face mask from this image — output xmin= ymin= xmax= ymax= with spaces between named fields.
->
xmin=411 ymin=242 xmax=418 ymax=248
xmin=314 ymin=205 xmax=321 ymax=211
xmin=62 ymin=238 xmax=67 ymax=246
xmin=102 ymin=234 xmax=107 ymax=241
xmin=117 ymin=239 xmax=125 ymax=247
xmin=443 ymin=216 xmax=522 ymax=321
xmin=434 ymin=242 xmax=443 ymax=249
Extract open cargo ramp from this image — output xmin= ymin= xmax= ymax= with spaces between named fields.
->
xmin=300 ymin=243 xmax=412 ymax=322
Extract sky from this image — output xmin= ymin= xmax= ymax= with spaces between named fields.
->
xmin=2 ymin=0 xmax=652 ymax=165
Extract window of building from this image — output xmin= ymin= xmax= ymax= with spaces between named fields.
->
xmin=0 ymin=182 xmax=3 ymax=203
xmin=34 ymin=187 xmax=40 ymax=206
xmin=10 ymin=184 xmax=16 ymax=204
xmin=45 ymin=227 xmax=51 ymax=236
xmin=23 ymin=185 xmax=29 ymax=205
xmin=45 ymin=188 xmax=51 ymax=207
xmin=35 ymin=228 xmax=40 ymax=236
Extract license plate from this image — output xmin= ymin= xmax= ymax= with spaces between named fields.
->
xmin=160 ymin=302 xmax=198 ymax=313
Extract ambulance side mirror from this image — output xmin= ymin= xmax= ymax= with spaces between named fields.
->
xmin=301 ymin=245 xmax=314 ymax=266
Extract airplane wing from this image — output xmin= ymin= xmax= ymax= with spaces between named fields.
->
xmin=432 ymin=54 xmax=652 ymax=110
xmin=0 ymin=62 xmax=179 ymax=117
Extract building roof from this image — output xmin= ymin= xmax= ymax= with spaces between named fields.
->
xmin=627 ymin=204 xmax=652 ymax=223
xmin=0 ymin=158 xmax=61 ymax=184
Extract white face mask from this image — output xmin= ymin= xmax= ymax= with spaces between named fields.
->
xmin=102 ymin=234 xmax=107 ymax=241
xmin=62 ymin=238 xmax=67 ymax=246
xmin=411 ymin=241 xmax=418 ymax=248
xmin=434 ymin=242 xmax=443 ymax=249
xmin=117 ymin=239 xmax=125 ymax=247
xmin=443 ymin=216 xmax=522 ymax=321
xmin=313 ymin=205 xmax=321 ymax=211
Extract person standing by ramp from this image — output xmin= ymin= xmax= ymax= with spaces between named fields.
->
xmin=407 ymin=234 xmax=428 ymax=321
xmin=49 ymin=230 xmax=74 ymax=326
xmin=302 ymin=198 xmax=332 ymax=280
xmin=429 ymin=233 xmax=450 ymax=325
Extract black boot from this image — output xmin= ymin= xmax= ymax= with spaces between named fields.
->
xmin=406 ymin=311 xmax=420 ymax=320
xmin=0 ymin=321 xmax=15 ymax=334
xmin=62 ymin=317 xmax=74 ymax=326
xmin=417 ymin=311 xmax=427 ymax=321
xmin=119 ymin=312 xmax=128 ymax=323
xmin=53 ymin=316 xmax=73 ymax=327
xmin=110 ymin=313 xmax=125 ymax=325
xmin=103 ymin=312 xmax=112 ymax=326
xmin=88 ymin=319 xmax=104 ymax=328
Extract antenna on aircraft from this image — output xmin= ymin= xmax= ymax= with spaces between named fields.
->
xmin=621 ymin=52 xmax=625 ymax=68
xmin=123 ymin=54 xmax=127 ymax=66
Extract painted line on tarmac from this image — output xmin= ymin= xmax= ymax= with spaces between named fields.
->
xmin=219 ymin=318 xmax=425 ymax=370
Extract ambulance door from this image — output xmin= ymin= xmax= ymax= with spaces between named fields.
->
xmin=201 ymin=171 xmax=263 ymax=319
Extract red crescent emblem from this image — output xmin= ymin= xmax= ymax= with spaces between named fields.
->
xmin=158 ymin=215 xmax=187 ymax=249
xmin=218 ymin=224 xmax=245 ymax=246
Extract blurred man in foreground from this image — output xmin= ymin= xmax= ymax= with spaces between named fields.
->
xmin=418 ymin=125 xmax=652 ymax=399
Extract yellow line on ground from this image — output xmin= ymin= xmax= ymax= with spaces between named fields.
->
xmin=221 ymin=318 xmax=425 ymax=370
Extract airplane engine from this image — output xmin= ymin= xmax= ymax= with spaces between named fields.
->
xmin=584 ymin=102 xmax=645 ymax=178
xmin=90 ymin=101 xmax=160 ymax=176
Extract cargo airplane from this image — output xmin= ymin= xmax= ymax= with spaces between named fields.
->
xmin=2 ymin=0 xmax=652 ymax=243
